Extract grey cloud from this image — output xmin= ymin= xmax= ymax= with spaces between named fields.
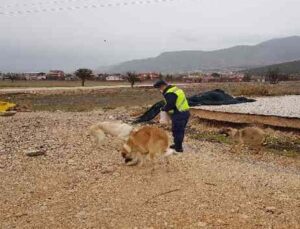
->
xmin=0 ymin=0 xmax=300 ymax=72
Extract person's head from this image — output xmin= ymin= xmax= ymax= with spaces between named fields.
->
xmin=153 ymin=80 xmax=168 ymax=93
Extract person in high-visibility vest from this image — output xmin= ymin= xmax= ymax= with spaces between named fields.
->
xmin=154 ymin=80 xmax=190 ymax=153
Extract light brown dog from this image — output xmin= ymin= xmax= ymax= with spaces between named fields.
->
xmin=89 ymin=121 xmax=133 ymax=146
xmin=220 ymin=127 xmax=266 ymax=153
xmin=121 ymin=126 xmax=173 ymax=167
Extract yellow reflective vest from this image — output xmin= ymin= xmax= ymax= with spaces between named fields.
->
xmin=164 ymin=86 xmax=190 ymax=114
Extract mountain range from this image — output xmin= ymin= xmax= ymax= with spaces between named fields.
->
xmin=244 ymin=60 xmax=300 ymax=75
xmin=105 ymin=36 xmax=300 ymax=73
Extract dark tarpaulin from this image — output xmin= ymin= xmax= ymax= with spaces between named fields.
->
xmin=134 ymin=89 xmax=255 ymax=123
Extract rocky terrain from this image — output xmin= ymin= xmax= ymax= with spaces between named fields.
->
xmin=1 ymin=108 xmax=299 ymax=228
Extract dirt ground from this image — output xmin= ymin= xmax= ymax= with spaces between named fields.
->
xmin=1 ymin=108 xmax=299 ymax=228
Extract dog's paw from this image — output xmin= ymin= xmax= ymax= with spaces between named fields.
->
xmin=125 ymin=158 xmax=132 ymax=163
xmin=125 ymin=158 xmax=139 ymax=166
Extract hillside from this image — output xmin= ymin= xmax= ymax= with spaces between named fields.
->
xmin=106 ymin=36 xmax=300 ymax=73
xmin=243 ymin=60 xmax=300 ymax=75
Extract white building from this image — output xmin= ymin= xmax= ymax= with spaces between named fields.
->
xmin=106 ymin=75 xmax=125 ymax=81
xmin=25 ymin=72 xmax=46 ymax=80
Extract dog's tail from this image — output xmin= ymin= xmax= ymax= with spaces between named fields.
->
xmin=89 ymin=123 xmax=101 ymax=134
xmin=89 ymin=124 xmax=106 ymax=145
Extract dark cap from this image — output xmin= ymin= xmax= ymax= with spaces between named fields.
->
xmin=153 ymin=80 xmax=168 ymax=88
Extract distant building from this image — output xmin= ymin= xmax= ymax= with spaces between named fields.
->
xmin=183 ymin=74 xmax=204 ymax=83
xmin=25 ymin=72 xmax=46 ymax=80
xmin=65 ymin=74 xmax=77 ymax=81
xmin=222 ymin=73 xmax=244 ymax=82
xmin=137 ymin=72 xmax=160 ymax=81
xmin=137 ymin=73 xmax=149 ymax=81
xmin=198 ymin=73 xmax=244 ymax=83
xmin=105 ymin=74 xmax=125 ymax=81
xmin=149 ymin=73 xmax=160 ymax=80
xmin=47 ymin=70 xmax=65 ymax=80
xmin=202 ymin=76 xmax=216 ymax=83
xmin=96 ymin=73 xmax=109 ymax=81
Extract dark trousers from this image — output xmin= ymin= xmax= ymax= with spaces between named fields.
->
xmin=171 ymin=111 xmax=190 ymax=151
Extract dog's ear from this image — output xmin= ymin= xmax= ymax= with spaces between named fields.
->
xmin=123 ymin=144 xmax=132 ymax=153
xmin=229 ymin=128 xmax=239 ymax=137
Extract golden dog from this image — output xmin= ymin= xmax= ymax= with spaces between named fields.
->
xmin=220 ymin=127 xmax=266 ymax=153
xmin=121 ymin=126 xmax=173 ymax=166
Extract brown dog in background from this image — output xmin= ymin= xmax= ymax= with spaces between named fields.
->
xmin=220 ymin=127 xmax=266 ymax=153
xmin=121 ymin=126 xmax=173 ymax=167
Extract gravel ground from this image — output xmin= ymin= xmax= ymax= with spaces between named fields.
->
xmin=198 ymin=95 xmax=300 ymax=118
xmin=1 ymin=110 xmax=300 ymax=228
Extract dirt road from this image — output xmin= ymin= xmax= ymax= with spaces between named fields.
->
xmin=1 ymin=110 xmax=299 ymax=228
xmin=0 ymin=84 xmax=192 ymax=95
xmin=0 ymin=85 xmax=137 ymax=95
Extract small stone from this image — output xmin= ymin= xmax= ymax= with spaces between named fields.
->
xmin=68 ymin=159 xmax=76 ymax=165
xmin=102 ymin=208 xmax=113 ymax=212
xmin=216 ymin=219 xmax=226 ymax=225
xmin=76 ymin=211 xmax=87 ymax=219
xmin=239 ymin=214 xmax=249 ymax=219
xmin=265 ymin=206 xmax=276 ymax=213
xmin=113 ymin=172 xmax=120 ymax=177
xmin=25 ymin=149 xmax=46 ymax=157
xmin=40 ymin=205 xmax=47 ymax=211
xmin=101 ymin=166 xmax=115 ymax=174
xmin=197 ymin=222 xmax=207 ymax=227
xmin=15 ymin=212 xmax=28 ymax=218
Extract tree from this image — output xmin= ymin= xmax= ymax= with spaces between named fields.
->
xmin=211 ymin=73 xmax=221 ymax=78
xmin=145 ymin=74 xmax=151 ymax=81
xmin=64 ymin=73 xmax=75 ymax=81
xmin=279 ymin=74 xmax=290 ymax=82
xmin=176 ymin=75 xmax=184 ymax=82
xmin=266 ymin=68 xmax=280 ymax=84
xmin=158 ymin=73 xmax=164 ymax=80
xmin=75 ymin=68 xmax=93 ymax=86
xmin=165 ymin=74 xmax=173 ymax=82
xmin=243 ymin=72 xmax=252 ymax=82
xmin=126 ymin=72 xmax=139 ymax=88
xmin=5 ymin=73 xmax=18 ymax=82
xmin=97 ymin=73 xmax=108 ymax=81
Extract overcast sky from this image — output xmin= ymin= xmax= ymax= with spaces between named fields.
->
xmin=1 ymin=0 xmax=300 ymax=72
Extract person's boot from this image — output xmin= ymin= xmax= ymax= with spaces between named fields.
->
xmin=170 ymin=144 xmax=183 ymax=153
xmin=175 ymin=148 xmax=183 ymax=153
